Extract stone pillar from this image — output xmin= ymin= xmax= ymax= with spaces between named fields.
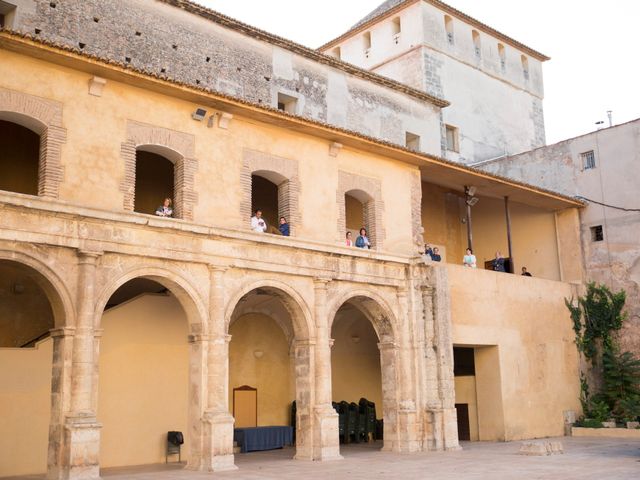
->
xmin=47 ymin=327 xmax=75 ymax=480
xmin=312 ymin=279 xmax=342 ymax=461
xmin=378 ymin=340 xmax=399 ymax=452
xmin=197 ymin=266 xmax=236 ymax=472
xmin=425 ymin=266 xmax=460 ymax=451
xmin=56 ymin=250 xmax=102 ymax=480
xmin=292 ymin=339 xmax=315 ymax=461
xmin=395 ymin=287 xmax=419 ymax=453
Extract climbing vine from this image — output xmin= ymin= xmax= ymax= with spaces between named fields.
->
xmin=566 ymin=282 xmax=640 ymax=424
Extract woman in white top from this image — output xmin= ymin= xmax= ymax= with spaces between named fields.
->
xmin=463 ymin=248 xmax=477 ymax=268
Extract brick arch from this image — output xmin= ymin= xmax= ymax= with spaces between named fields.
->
xmin=120 ymin=120 xmax=198 ymax=220
xmin=0 ymin=87 xmax=66 ymax=199
xmin=240 ymin=149 xmax=300 ymax=236
xmin=337 ymin=171 xmax=385 ymax=249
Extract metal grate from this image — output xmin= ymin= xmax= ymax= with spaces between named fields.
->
xmin=581 ymin=150 xmax=596 ymax=170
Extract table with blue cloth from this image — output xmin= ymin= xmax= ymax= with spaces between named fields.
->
xmin=233 ymin=426 xmax=294 ymax=453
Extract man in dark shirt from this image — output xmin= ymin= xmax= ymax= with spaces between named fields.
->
xmin=430 ymin=247 xmax=442 ymax=262
xmin=492 ymin=251 xmax=506 ymax=272
xmin=521 ymin=266 xmax=532 ymax=277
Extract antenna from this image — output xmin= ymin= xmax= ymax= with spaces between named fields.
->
xmin=606 ymin=110 xmax=613 ymax=127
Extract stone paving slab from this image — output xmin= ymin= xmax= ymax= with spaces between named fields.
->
xmin=5 ymin=437 xmax=639 ymax=480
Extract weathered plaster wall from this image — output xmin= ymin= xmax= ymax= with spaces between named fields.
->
xmin=0 ymin=337 xmax=51 ymax=477
xmin=228 ymin=314 xmax=293 ymax=427
xmin=0 ymin=49 xmax=421 ymax=255
xmin=448 ymin=264 xmax=581 ymax=441
xmin=480 ymin=119 xmax=640 ymax=353
xmin=8 ymin=0 xmax=441 ymax=152
xmin=326 ymin=1 xmax=546 ymax=163
xmin=98 ymin=294 xmax=190 ymax=468
xmin=420 ymin=181 xmax=465 ymax=262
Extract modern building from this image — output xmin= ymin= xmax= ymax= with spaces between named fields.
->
xmin=478 ymin=118 xmax=640 ymax=354
xmin=0 ymin=1 xmax=585 ymax=479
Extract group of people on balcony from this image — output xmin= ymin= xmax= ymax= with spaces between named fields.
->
xmin=251 ymin=209 xmax=290 ymax=236
xmin=345 ymin=229 xmax=371 ymax=249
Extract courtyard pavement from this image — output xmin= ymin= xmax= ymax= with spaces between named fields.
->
xmin=6 ymin=436 xmax=639 ymax=480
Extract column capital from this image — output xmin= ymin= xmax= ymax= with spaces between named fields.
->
xmin=50 ymin=326 xmax=76 ymax=338
xmin=420 ymin=285 xmax=435 ymax=294
xmin=208 ymin=264 xmax=229 ymax=274
xmin=93 ymin=328 xmax=104 ymax=339
xmin=313 ymin=277 xmax=332 ymax=288
xmin=293 ymin=338 xmax=317 ymax=348
xmin=396 ymin=286 xmax=409 ymax=298
xmin=77 ymin=249 xmax=103 ymax=262
xmin=378 ymin=341 xmax=397 ymax=351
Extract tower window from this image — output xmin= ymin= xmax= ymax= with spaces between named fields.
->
xmin=521 ymin=55 xmax=529 ymax=80
xmin=581 ymin=150 xmax=596 ymax=170
xmin=363 ymin=31 xmax=372 ymax=57
xmin=331 ymin=46 xmax=341 ymax=60
xmin=277 ymin=92 xmax=297 ymax=114
xmin=498 ymin=43 xmax=506 ymax=70
xmin=392 ymin=17 xmax=401 ymax=43
xmin=590 ymin=225 xmax=604 ymax=242
xmin=472 ymin=30 xmax=481 ymax=57
xmin=405 ymin=132 xmax=420 ymax=151
xmin=0 ymin=1 xmax=17 ymax=29
xmin=445 ymin=124 xmax=459 ymax=152
xmin=444 ymin=15 xmax=454 ymax=44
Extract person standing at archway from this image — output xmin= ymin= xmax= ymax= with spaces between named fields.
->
xmin=251 ymin=209 xmax=267 ymax=233
xmin=155 ymin=197 xmax=173 ymax=217
xmin=355 ymin=227 xmax=371 ymax=249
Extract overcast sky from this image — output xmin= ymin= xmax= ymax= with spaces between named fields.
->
xmin=198 ymin=0 xmax=640 ymax=145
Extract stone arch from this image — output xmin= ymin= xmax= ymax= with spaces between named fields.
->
xmin=224 ymin=278 xmax=313 ymax=341
xmin=94 ymin=265 xmax=208 ymax=334
xmin=0 ymin=247 xmax=75 ymax=329
xmin=337 ymin=171 xmax=385 ymax=249
xmin=327 ymin=287 xmax=400 ymax=452
xmin=0 ymin=87 xmax=66 ymax=198
xmin=240 ymin=149 xmax=301 ymax=236
xmin=120 ymin=120 xmax=198 ymax=220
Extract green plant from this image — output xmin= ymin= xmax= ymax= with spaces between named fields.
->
xmin=566 ymin=283 xmax=640 ymax=424
xmin=576 ymin=418 xmax=604 ymax=429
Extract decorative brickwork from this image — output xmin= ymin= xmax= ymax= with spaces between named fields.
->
xmin=120 ymin=121 xmax=198 ymax=220
xmin=337 ymin=171 xmax=385 ymax=249
xmin=0 ymin=87 xmax=66 ymax=199
xmin=241 ymin=149 xmax=300 ymax=236
xmin=409 ymin=170 xmax=423 ymax=246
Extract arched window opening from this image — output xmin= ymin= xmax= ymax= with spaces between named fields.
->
xmin=498 ymin=43 xmax=506 ymax=70
xmin=345 ymin=189 xmax=375 ymax=248
xmin=472 ymin=30 xmax=481 ymax=57
xmin=134 ymin=149 xmax=175 ymax=217
xmin=391 ymin=17 xmax=401 ymax=44
xmin=521 ymin=55 xmax=529 ymax=80
xmin=0 ymin=120 xmax=40 ymax=196
xmin=251 ymin=170 xmax=293 ymax=236
xmin=444 ymin=15 xmax=454 ymax=44
xmin=99 ymin=278 xmax=189 ymax=468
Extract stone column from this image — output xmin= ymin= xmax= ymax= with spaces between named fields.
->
xmin=293 ymin=339 xmax=315 ymax=461
xmin=57 ymin=250 xmax=102 ymax=480
xmin=377 ymin=340 xmax=399 ymax=452
xmin=312 ymin=279 xmax=342 ymax=461
xmin=198 ymin=266 xmax=236 ymax=471
xmin=421 ymin=285 xmax=441 ymax=451
xmin=395 ymin=287 xmax=419 ymax=453
xmin=425 ymin=267 xmax=460 ymax=451
xmin=47 ymin=327 xmax=75 ymax=480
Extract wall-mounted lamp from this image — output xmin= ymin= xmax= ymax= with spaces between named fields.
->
xmin=253 ymin=350 xmax=264 ymax=359
xmin=192 ymin=107 xmax=207 ymax=121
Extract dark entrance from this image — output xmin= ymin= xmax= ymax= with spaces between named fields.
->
xmin=455 ymin=403 xmax=470 ymax=441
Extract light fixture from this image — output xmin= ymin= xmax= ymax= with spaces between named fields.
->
xmin=253 ymin=350 xmax=264 ymax=359
xmin=466 ymin=186 xmax=477 ymax=197
xmin=466 ymin=196 xmax=479 ymax=206
xmin=192 ymin=107 xmax=207 ymax=121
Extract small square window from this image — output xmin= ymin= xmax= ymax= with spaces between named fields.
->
xmin=277 ymin=92 xmax=297 ymax=114
xmin=0 ymin=2 xmax=17 ymax=29
xmin=405 ymin=132 xmax=420 ymax=151
xmin=591 ymin=225 xmax=604 ymax=242
xmin=445 ymin=124 xmax=459 ymax=152
xmin=0 ymin=13 xmax=5 ymax=28
xmin=581 ymin=150 xmax=596 ymax=170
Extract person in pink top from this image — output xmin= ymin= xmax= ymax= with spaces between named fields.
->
xmin=345 ymin=231 xmax=353 ymax=246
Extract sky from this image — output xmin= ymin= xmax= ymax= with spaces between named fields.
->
xmin=197 ymin=0 xmax=640 ymax=145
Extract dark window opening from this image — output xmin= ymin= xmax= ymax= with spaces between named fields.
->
xmin=0 ymin=13 xmax=5 ymax=27
xmin=454 ymin=347 xmax=475 ymax=376
xmin=591 ymin=225 xmax=604 ymax=242
xmin=134 ymin=150 xmax=174 ymax=216
xmin=251 ymin=174 xmax=278 ymax=233
xmin=0 ymin=120 xmax=40 ymax=195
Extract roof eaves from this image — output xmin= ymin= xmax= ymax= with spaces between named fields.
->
xmin=319 ymin=0 xmax=550 ymax=62
xmin=160 ymin=0 xmax=449 ymax=108
xmin=0 ymin=31 xmax=580 ymax=208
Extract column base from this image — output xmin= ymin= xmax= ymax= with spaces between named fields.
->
xmin=312 ymin=404 xmax=343 ymax=461
xmin=49 ymin=414 xmax=102 ymax=480
xmin=191 ymin=411 xmax=238 ymax=472
xmin=426 ymin=408 xmax=461 ymax=451
xmin=396 ymin=407 xmax=420 ymax=453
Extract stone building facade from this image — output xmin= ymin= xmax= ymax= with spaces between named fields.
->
xmin=319 ymin=0 xmax=548 ymax=163
xmin=0 ymin=1 xmax=587 ymax=479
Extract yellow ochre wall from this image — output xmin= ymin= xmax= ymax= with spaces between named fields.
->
xmin=0 ymin=338 xmax=52 ymax=477
xmin=98 ymin=294 xmax=189 ymax=468
xmin=448 ymin=264 xmax=581 ymax=441
xmin=229 ymin=314 xmax=293 ymax=427
xmin=331 ymin=312 xmax=383 ymax=409
xmin=454 ymin=375 xmax=479 ymax=441
xmin=0 ymin=50 xmax=417 ymax=255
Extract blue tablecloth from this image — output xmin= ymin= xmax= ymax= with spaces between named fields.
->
xmin=234 ymin=426 xmax=294 ymax=453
